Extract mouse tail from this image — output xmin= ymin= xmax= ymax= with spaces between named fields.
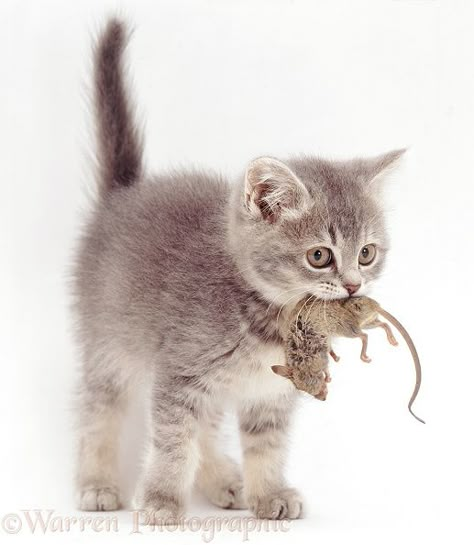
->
xmin=377 ymin=307 xmax=425 ymax=424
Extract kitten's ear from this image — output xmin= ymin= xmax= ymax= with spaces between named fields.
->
xmin=271 ymin=365 xmax=293 ymax=378
xmin=244 ymin=157 xmax=311 ymax=223
xmin=364 ymin=148 xmax=406 ymax=192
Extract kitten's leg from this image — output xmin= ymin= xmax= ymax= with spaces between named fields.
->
xmin=133 ymin=383 xmax=201 ymax=524
xmin=196 ymin=411 xmax=246 ymax=509
xmin=76 ymin=368 xmax=129 ymax=511
xmin=239 ymin=394 xmax=303 ymax=519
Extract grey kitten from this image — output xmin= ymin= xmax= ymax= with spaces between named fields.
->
xmin=73 ymin=19 xmax=404 ymax=522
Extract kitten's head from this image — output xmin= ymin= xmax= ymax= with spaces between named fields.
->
xmin=228 ymin=150 xmax=404 ymax=305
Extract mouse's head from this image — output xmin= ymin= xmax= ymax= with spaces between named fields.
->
xmin=271 ymin=364 xmax=328 ymax=400
xmin=342 ymin=296 xmax=380 ymax=325
xmin=228 ymin=151 xmax=404 ymax=304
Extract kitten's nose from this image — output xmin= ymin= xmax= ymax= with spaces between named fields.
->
xmin=344 ymin=283 xmax=361 ymax=296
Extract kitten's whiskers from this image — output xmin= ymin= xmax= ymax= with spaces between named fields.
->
xmin=265 ymin=286 xmax=309 ymax=317
xmin=275 ymin=290 xmax=308 ymax=330
xmin=293 ymin=294 xmax=315 ymax=329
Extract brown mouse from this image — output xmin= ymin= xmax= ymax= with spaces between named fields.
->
xmin=272 ymin=303 xmax=333 ymax=400
xmin=272 ymin=296 xmax=425 ymax=424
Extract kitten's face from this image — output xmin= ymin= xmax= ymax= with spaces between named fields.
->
xmin=230 ymin=151 xmax=404 ymax=306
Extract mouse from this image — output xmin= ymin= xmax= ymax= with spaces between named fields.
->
xmin=272 ymin=317 xmax=332 ymax=401
xmin=272 ymin=296 xmax=425 ymax=424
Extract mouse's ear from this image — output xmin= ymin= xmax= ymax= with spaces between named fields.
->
xmin=271 ymin=365 xmax=293 ymax=378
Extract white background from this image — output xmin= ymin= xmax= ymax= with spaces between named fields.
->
xmin=2 ymin=0 xmax=474 ymax=544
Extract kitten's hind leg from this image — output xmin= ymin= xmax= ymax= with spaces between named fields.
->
xmin=196 ymin=411 xmax=246 ymax=509
xmin=75 ymin=355 xmax=131 ymax=511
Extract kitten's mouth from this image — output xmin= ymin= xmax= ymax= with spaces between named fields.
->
xmin=313 ymin=282 xmax=365 ymax=301
xmin=312 ymin=285 xmax=348 ymax=301
xmin=312 ymin=291 xmax=347 ymax=302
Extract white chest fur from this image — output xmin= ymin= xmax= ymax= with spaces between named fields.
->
xmin=234 ymin=343 xmax=294 ymax=405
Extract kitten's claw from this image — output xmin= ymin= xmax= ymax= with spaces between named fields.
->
xmin=207 ymin=480 xmax=246 ymax=509
xmin=198 ymin=468 xmax=246 ymax=509
xmin=249 ymin=487 xmax=303 ymax=520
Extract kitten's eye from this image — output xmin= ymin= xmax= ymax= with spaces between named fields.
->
xmin=359 ymin=244 xmax=376 ymax=266
xmin=307 ymin=247 xmax=333 ymax=268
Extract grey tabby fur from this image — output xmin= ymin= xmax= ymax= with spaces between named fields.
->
xmin=73 ymin=19 xmax=404 ymax=522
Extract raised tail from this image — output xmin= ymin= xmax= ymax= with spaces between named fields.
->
xmin=93 ymin=18 xmax=143 ymax=196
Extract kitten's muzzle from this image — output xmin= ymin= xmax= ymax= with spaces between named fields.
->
xmin=344 ymin=283 xmax=361 ymax=296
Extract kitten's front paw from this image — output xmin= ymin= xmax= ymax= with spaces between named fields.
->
xmin=133 ymin=492 xmax=183 ymax=526
xmin=249 ymin=487 xmax=303 ymax=519
xmin=203 ymin=477 xmax=246 ymax=509
xmin=197 ymin=461 xmax=246 ymax=509
xmin=79 ymin=486 xmax=121 ymax=511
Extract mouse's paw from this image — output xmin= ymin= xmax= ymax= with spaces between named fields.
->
xmin=314 ymin=380 xmax=328 ymax=401
xmin=329 ymin=349 xmax=340 ymax=362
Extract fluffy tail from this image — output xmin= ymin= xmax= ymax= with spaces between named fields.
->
xmin=93 ymin=19 xmax=143 ymax=196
